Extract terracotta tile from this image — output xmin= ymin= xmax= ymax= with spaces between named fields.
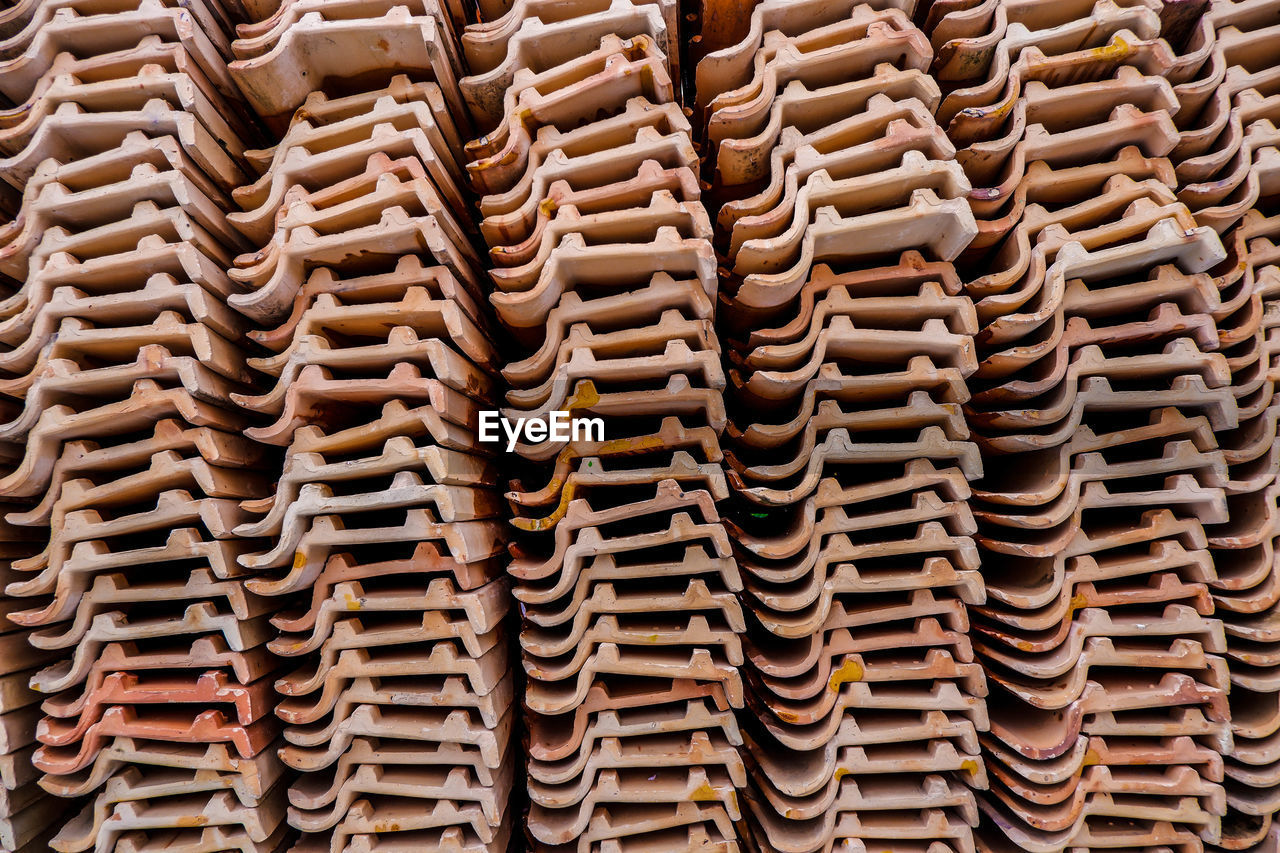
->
xmin=704 ymin=12 xmax=932 ymax=130
xmin=469 ymin=97 xmax=688 ymax=204
xmin=340 ymin=823 xmax=509 ymax=853
xmin=1 ymin=98 xmax=246 ymax=193
xmin=531 ymin=740 xmax=742 ymax=814
xmin=731 ymin=487 xmax=974 ymax=574
xmin=3 ymin=320 xmax=251 ymax=402
xmin=278 ymin=706 xmax=511 ymax=774
xmin=748 ymin=620 xmax=980 ymax=702
xmin=319 ymin=796 xmax=511 ymax=850
xmin=512 ymin=474 xmax=721 ymax=555
xmin=489 ymin=191 xmax=712 ymax=293
xmin=977 ymin=605 xmax=1225 ymax=682
xmin=0 ymin=67 xmax=249 ymax=184
xmin=28 ymin=567 xmax=266 ymax=660
xmin=30 ymin=607 xmax=274 ymax=696
xmin=727 ymin=153 xmax=969 ymax=271
xmin=520 ymin=585 xmax=744 ymax=668
xmin=748 ymin=773 xmax=977 ymax=851
xmin=969 ymin=196 xmax=1207 ymax=314
xmin=4 ymin=419 xmax=259 ymax=530
xmin=514 ymin=548 xmax=741 ymax=625
xmin=735 ymin=361 xmax=970 ymax=450
xmin=0 ymin=382 xmax=249 ymax=513
xmin=289 ymin=761 xmax=512 ymax=832
xmin=692 ymin=0 xmax=914 ymax=111
xmin=509 ymin=392 xmax=703 ymax=461
xmin=991 ymin=650 xmax=1229 ymax=729
xmin=274 ymin=634 xmax=507 ymax=704
xmin=464 ymin=42 xmax=676 ymax=196
xmin=254 ymin=288 xmax=495 ymax=376
xmin=986 ymin=731 xmax=1222 ymax=794
xmin=752 ymin=576 xmax=975 ymax=642
xmin=502 ymin=341 xmax=722 ymax=423
xmin=459 ymin=10 xmax=672 ymax=129
xmin=15 ymin=480 xmax=259 ymax=590
xmin=267 ymin=605 xmax=504 ymax=674
xmin=31 ymin=199 xmax=236 ymax=286
xmin=232 ymin=0 xmax=462 ymax=72
xmin=66 ymin=794 xmax=290 ymax=850
xmin=727 ymin=427 xmax=980 ymax=510
xmin=744 ymin=709 xmax=979 ymax=797
xmin=55 ymin=785 xmax=288 ymax=850
xmin=242 ymin=440 xmax=496 ymax=541
xmin=34 ymin=705 xmax=280 ymax=779
xmin=282 ymin=675 xmax=513 ymax=746
xmin=976 ymin=406 xmax=1219 ymax=505
xmin=249 ymin=75 xmax=465 ymax=172
xmin=525 ymin=644 xmax=744 ymax=715
xmin=511 ymin=448 xmax=728 ymax=533
xmin=241 ymin=336 xmax=494 ymax=427
xmin=490 ymin=229 xmax=715 ymax=329
xmin=572 ymin=801 xmax=739 ymax=851
xmin=485 ymin=162 xmax=701 ymax=257
xmin=715 ymin=92 xmax=948 ymax=195
xmin=1024 ymin=77 xmax=1184 ymax=167
xmin=503 ymin=274 xmax=710 ymax=382
xmin=249 ymin=257 xmax=490 ymax=353
xmin=527 ymin=766 xmax=741 ymax=846
xmin=737 ymin=315 xmax=976 ymax=405
xmin=2 ymin=27 xmax=250 ymax=138
xmin=508 ymin=489 xmax=729 ymax=585
xmin=753 ymin=674 xmax=988 ymax=754
xmin=244 ymin=508 xmax=506 ymax=600
xmin=239 ymin=473 xmax=504 ymax=568
xmin=1 ymin=151 xmax=245 ymax=282
xmin=229 ymin=207 xmax=482 ymax=325
xmin=0 ymin=780 xmax=43 ymax=832
xmin=241 ymin=361 xmax=483 ymax=447
xmin=0 ymin=2 xmax=239 ymax=106
xmin=528 ymin=725 xmax=734 ymax=790
xmin=924 ymin=0 xmax=993 ymax=45
xmin=978 ymin=794 xmax=1218 ymax=850
xmin=228 ymin=6 xmax=463 ymax=127
xmin=507 ymin=309 xmax=715 ymax=401
xmin=987 ymin=766 xmax=1224 ymax=833
xmin=0 ymin=227 xmax=241 ymax=334
xmin=939 ymin=12 xmax=1178 ymax=133
xmin=708 ymin=65 xmax=939 ymax=186
xmin=8 ymin=526 xmax=262 ymax=628
xmin=286 ymin=733 xmax=510 ymax=811
xmin=0 ymin=704 xmax=41 ymax=754
xmin=228 ymin=122 xmax=464 ymax=250
xmin=39 ymin=736 xmax=284 ymax=804
xmin=42 ymin=669 xmax=273 ymax=749
xmin=744 ymin=284 xmax=975 ymax=376
xmin=466 ymin=32 xmax=671 ymax=161
xmin=460 ymin=0 xmax=677 ymax=78
xmin=244 ymin=159 xmax=477 ymax=274
xmin=978 ymin=440 xmax=1225 ymax=535
xmin=527 ymin=681 xmax=736 ymax=761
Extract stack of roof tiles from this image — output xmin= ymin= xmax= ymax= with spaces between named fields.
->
xmin=222 ymin=3 xmax=514 ymax=852
xmin=459 ymin=1 xmax=752 ymax=849
xmin=1201 ymin=2 xmax=1280 ymax=847
xmin=1 ymin=0 xmax=1280 ymax=852
xmin=929 ymin=0 xmax=1247 ymax=849
xmin=699 ymin=1 xmax=989 ymax=850
xmin=0 ymin=0 xmax=286 ymax=852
